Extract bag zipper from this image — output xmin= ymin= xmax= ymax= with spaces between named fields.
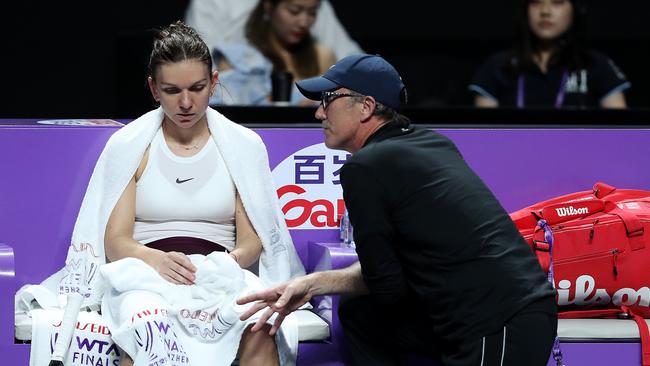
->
xmin=554 ymin=248 xmax=622 ymax=279
xmin=554 ymin=248 xmax=622 ymax=265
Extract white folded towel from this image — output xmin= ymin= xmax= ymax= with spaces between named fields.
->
xmin=101 ymin=252 xmax=297 ymax=365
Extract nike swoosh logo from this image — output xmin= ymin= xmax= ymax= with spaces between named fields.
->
xmin=176 ymin=177 xmax=195 ymax=184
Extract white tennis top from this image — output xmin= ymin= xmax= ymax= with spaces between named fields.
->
xmin=133 ymin=128 xmax=236 ymax=249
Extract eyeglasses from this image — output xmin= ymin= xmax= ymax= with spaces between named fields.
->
xmin=320 ymin=91 xmax=358 ymax=109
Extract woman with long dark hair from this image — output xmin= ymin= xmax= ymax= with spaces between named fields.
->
xmin=469 ymin=0 xmax=630 ymax=108
xmin=210 ymin=0 xmax=336 ymax=105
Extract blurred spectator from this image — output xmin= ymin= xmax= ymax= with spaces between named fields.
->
xmin=209 ymin=0 xmax=337 ymax=106
xmin=185 ymin=0 xmax=361 ymax=60
xmin=469 ymin=0 xmax=630 ymax=109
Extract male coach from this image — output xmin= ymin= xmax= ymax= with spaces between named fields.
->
xmin=238 ymin=54 xmax=557 ymax=366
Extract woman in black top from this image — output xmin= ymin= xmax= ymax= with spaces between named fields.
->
xmin=469 ymin=0 xmax=629 ymax=109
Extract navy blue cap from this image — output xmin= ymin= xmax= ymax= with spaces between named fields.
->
xmin=296 ymin=54 xmax=407 ymax=109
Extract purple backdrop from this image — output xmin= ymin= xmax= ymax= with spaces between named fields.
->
xmin=2 ymin=121 xmax=650 ymax=365
xmin=258 ymin=128 xmax=650 ymax=261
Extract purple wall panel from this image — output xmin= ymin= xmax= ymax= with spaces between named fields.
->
xmin=259 ymin=128 xmax=650 ymax=259
xmin=0 ymin=127 xmax=120 ymax=285
xmin=441 ymin=129 xmax=650 ymax=212
xmin=260 ymin=128 xmax=650 ymax=211
xmin=2 ymin=122 xmax=650 ymax=365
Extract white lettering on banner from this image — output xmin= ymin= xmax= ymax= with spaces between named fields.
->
xmin=272 ymin=143 xmax=349 ymax=229
xmin=557 ymin=275 xmax=650 ymax=308
xmin=625 ymin=202 xmax=642 ymax=210
xmin=555 ymin=206 xmax=589 ymax=217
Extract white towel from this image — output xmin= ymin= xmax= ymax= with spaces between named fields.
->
xmin=101 ymin=252 xmax=298 ymax=366
xmin=29 ymin=308 xmax=119 ymax=366
xmin=100 ymin=253 xmax=246 ymax=342
xmin=17 ymin=107 xmax=305 ymax=364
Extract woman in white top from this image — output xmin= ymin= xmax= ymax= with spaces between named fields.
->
xmin=105 ymin=21 xmax=294 ymax=366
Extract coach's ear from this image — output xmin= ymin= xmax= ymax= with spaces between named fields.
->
xmin=359 ymin=95 xmax=377 ymax=123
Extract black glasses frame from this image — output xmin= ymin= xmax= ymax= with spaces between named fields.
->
xmin=320 ymin=91 xmax=359 ymax=109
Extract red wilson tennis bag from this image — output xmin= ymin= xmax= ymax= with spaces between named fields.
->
xmin=510 ymin=182 xmax=650 ymax=318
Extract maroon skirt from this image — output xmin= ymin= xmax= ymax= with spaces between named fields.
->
xmin=145 ymin=236 xmax=226 ymax=256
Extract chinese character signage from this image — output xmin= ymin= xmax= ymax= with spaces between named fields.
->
xmin=272 ymin=143 xmax=350 ymax=230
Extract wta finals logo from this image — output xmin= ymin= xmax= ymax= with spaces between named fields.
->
xmin=273 ymin=143 xmax=349 ymax=229
xmin=50 ymin=319 xmax=121 ymax=366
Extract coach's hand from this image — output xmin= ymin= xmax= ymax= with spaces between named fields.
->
xmin=237 ymin=275 xmax=314 ymax=335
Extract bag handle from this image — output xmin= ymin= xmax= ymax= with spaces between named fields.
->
xmin=535 ymin=197 xmax=646 ymax=248
xmin=534 ymin=199 xmax=605 ymax=226
xmin=603 ymin=199 xmax=645 ymax=250
xmin=531 ymin=182 xmax=617 ymax=226
xmin=593 ymin=181 xmax=617 ymax=198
